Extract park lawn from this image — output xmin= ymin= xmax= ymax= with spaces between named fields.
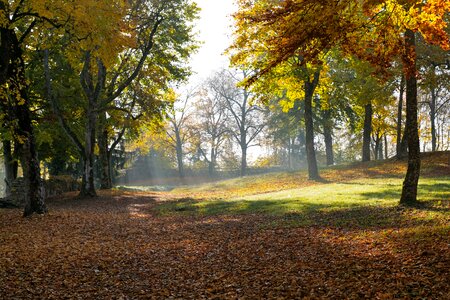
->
xmin=156 ymin=177 xmax=450 ymax=229
xmin=1 ymin=152 xmax=449 ymax=299
xmin=167 ymin=151 xmax=449 ymax=200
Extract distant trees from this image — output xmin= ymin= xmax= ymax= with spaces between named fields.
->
xmin=210 ymin=70 xmax=266 ymax=176
xmin=164 ymin=90 xmax=196 ymax=178
xmin=193 ymin=79 xmax=230 ymax=176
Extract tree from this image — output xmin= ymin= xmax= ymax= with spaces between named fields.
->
xmin=211 ymin=69 xmax=265 ymax=176
xmin=264 ymin=97 xmax=305 ymax=169
xmin=0 ymin=0 xmax=60 ymax=216
xmin=1 ymin=0 xmax=145 ymax=213
xmin=417 ymin=35 xmax=450 ymax=152
xmin=230 ymin=0 xmax=450 ymax=204
xmin=44 ymin=0 xmax=198 ymax=194
xmin=193 ymin=81 xmax=230 ymax=176
xmin=164 ymin=89 xmax=196 ymax=178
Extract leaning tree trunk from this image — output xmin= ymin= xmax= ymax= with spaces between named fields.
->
xmin=362 ymin=103 xmax=373 ymax=162
xmin=400 ymin=29 xmax=420 ymax=206
xmin=304 ymin=72 xmax=320 ymax=180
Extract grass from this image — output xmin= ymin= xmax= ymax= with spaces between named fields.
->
xmin=156 ymin=176 xmax=449 ymax=229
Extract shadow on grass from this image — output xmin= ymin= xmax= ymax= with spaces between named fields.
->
xmin=156 ymin=180 xmax=449 ymax=230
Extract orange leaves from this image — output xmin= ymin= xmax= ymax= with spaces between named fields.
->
xmin=414 ymin=0 xmax=450 ymax=50
xmin=1 ymin=192 xmax=449 ymax=298
xmin=230 ymin=0 xmax=450 ymax=83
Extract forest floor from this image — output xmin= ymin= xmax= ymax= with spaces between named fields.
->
xmin=1 ymin=152 xmax=449 ymax=299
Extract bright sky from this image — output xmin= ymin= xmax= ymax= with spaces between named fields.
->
xmin=188 ymin=0 xmax=236 ymax=85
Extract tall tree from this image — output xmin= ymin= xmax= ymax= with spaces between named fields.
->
xmin=44 ymin=0 xmax=198 ymax=194
xmin=164 ymin=89 xmax=196 ymax=178
xmin=230 ymin=0 xmax=450 ymax=204
xmin=193 ymin=81 xmax=230 ymax=176
xmin=211 ymin=69 xmax=265 ymax=176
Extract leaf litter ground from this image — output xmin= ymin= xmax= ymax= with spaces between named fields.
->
xmin=1 ymin=153 xmax=449 ymax=299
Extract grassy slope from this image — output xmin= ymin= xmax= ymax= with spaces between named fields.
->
xmin=157 ymin=152 xmax=449 ymax=229
xmin=168 ymin=151 xmax=450 ymax=201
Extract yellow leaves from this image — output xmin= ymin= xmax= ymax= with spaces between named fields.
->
xmin=0 ymin=7 xmax=8 ymax=27
xmin=413 ymin=0 xmax=450 ymax=50
xmin=231 ymin=0 xmax=449 ymax=83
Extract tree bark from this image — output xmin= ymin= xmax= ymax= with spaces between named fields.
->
xmin=430 ymin=85 xmax=437 ymax=152
xmin=175 ymin=128 xmax=185 ymax=178
xmin=378 ymin=135 xmax=384 ymax=160
xmin=240 ymin=145 xmax=247 ymax=177
xmin=209 ymin=148 xmax=217 ymax=177
xmin=304 ymin=70 xmax=320 ymax=180
xmin=79 ymin=107 xmax=97 ymax=197
xmin=384 ymin=134 xmax=388 ymax=159
xmin=78 ymin=53 xmax=106 ymax=197
xmin=98 ymin=113 xmax=112 ymax=189
xmin=322 ymin=109 xmax=334 ymax=166
xmin=362 ymin=103 xmax=372 ymax=162
xmin=400 ymin=29 xmax=420 ymax=206
xmin=2 ymin=140 xmax=16 ymax=197
xmin=396 ymin=75 xmax=405 ymax=158
xmin=0 ymin=24 xmax=46 ymax=216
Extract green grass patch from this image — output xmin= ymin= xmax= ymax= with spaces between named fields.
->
xmin=156 ymin=177 xmax=450 ymax=229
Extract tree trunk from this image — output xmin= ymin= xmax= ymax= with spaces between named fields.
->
xmin=400 ymin=29 xmax=420 ymax=206
xmin=288 ymin=138 xmax=292 ymax=169
xmin=384 ymin=134 xmax=388 ymax=159
xmin=2 ymin=140 xmax=16 ymax=197
xmin=15 ymin=85 xmax=47 ymax=216
xmin=396 ymin=75 xmax=405 ymax=158
xmin=362 ymin=103 xmax=372 ymax=162
xmin=374 ymin=134 xmax=380 ymax=160
xmin=80 ymin=108 xmax=97 ymax=197
xmin=0 ymin=24 xmax=46 ymax=216
xmin=399 ymin=125 xmax=408 ymax=157
xmin=78 ymin=53 xmax=106 ymax=197
xmin=98 ymin=113 xmax=112 ymax=189
xmin=304 ymin=71 xmax=320 ymax=180
xmin=98 ymin=130 xmax=112 ymax=189
xmin=240 ymin=144 xmax=247 ymax=177
xmin=209 ymin=148 xmax=216 ymax=177
xmin=322 ymin=109 xmax=334 ymax=166
xmin=175 ymin=128 xmax=185 ymax=178
xmin=378 ymin=136 xmax=384 ymax=160
xmin=430 ymin=86 xmax=437 ymax=152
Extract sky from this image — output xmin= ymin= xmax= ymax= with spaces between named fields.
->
xmin=188 ymin=0 xmax=236 ymax=85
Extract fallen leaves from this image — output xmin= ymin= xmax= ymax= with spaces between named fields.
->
xmin=1 ymin=191 xmax=449 ymax=299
